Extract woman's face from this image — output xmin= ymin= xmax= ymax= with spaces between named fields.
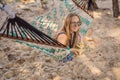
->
xmin=70 ymin=16 xmax=81 ymax=33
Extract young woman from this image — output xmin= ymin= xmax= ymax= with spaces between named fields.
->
xmin=56 ymin=13 xmax=82 ymax=55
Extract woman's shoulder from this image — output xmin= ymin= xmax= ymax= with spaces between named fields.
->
xmin=57 ymin=32 xmax=68 ymax=45
xmin=58 ymin=31 xmax=66 ymax=35
xmin=56 ymin=31 xmax=66 ymax=37
xmin=57 ymin=31 xmax=67 ymax=38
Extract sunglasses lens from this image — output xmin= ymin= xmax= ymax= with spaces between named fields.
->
xmin=71 ymin=22 xmax=81 ymax=27
xmin=77 ymin=22 xmax=81 ymax=26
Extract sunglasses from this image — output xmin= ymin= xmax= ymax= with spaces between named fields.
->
xmin=70 ymin=22 xmax=81 ymax=27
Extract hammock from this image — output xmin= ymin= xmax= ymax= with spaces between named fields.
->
xmin=0 ymin=16 xmax=66 ymax=48
xmin=0 ymin=0 xmax=93 ymax=62
xmin=31 ymin=0 xmax=93 ymax=38
xmin=72 ymin=0 xmax=93 ymax=17
xmin=0 ymin=15 xmax=72 ymax=62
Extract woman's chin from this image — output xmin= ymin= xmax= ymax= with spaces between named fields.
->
xmin=73 ymin=30 xmax=79 ymax=32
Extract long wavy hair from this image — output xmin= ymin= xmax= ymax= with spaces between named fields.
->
xmin=61 ymin=13 xmax=81 ymax=48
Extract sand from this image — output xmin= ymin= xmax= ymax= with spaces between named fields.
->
xmin=0 ymin=0 xmax=120 ymax=80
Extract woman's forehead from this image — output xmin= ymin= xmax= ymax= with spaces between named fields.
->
xmin=71 ymin=16 xmax=80 ymax=21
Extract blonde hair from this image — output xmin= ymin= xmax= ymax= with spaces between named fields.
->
xmin=61 ymin=13 xmax=81 ymax=48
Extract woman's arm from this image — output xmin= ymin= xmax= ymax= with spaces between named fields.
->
xmin=57 ymin=33 xmax=82 ymax=56
xmin=57 ymin=34 xmax=68 ymax=46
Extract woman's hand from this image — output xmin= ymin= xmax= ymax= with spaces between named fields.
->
xmin=70 ymin=48 xmax=81 ymax=56
xmin=70 ymin=41 xmax=85 ymax=56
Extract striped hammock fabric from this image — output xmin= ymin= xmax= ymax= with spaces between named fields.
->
xmin=0 ymin=0 xmax=93 ymax=62
xmin=31 ymin=0 xmax=93 ymax=38
xmin=0 ymin=16 xmax=67 ymax=48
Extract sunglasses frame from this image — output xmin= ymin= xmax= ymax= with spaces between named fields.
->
xmin=70 ymin=21 xmax=81 ymax=27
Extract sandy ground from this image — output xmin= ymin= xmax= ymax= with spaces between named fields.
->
xmin=0 ymin=0 xmax=120 ymax=80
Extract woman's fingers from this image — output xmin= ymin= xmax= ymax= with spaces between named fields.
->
xmin=70 ymin=48 xmax=81 ymax=56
